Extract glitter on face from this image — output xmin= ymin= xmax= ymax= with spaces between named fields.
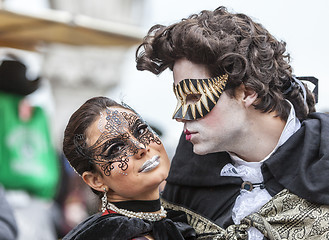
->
xmin=98 ymin=111 xmax=105 ymax=133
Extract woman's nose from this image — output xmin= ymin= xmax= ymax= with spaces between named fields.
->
xmin=135 ymin=145 xmax=149 ymax=159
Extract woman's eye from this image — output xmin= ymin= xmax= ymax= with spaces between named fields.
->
xmin=107 ymin=143 xmax=124 ymax=157
xmin=137 ymin=124 xmax=148 ymax=135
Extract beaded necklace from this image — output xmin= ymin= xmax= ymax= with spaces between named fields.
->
xmin=106 ymin=202 xmax=167 ymax=221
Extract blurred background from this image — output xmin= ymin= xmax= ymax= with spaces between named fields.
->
xmin=0 ymin=0 xmax=328 ymax=239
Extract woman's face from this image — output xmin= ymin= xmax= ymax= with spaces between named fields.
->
xmin=86 ymin=107 xmax=170 ymax=201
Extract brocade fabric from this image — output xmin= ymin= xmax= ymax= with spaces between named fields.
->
xmin=162 ymin=189 xmax=329 ymax=239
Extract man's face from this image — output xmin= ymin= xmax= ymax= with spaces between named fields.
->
xmin=173 ymin=58 xmax=247 ymax=155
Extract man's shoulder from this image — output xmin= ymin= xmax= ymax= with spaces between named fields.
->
xmin=305 ymin=111 xmax=329 ymax=123
xmin=264 ymin=112 xmax=329 ymax=205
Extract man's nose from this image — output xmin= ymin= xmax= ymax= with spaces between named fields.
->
xmin=175 ymin=117 xmax=192 ymax=123
xmin=175 ymin=118 xmax=185 ymax=123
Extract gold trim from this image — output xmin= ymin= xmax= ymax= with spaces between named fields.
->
xmin=161 ymin=198 xmax=223 ymax=236
xmin=161 ymin=188 xmax=329 ymax=239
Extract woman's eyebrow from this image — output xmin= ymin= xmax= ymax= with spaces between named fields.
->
xmin=91 ymin=134 xmax=120 ymax=152
xmin=101 ymin=140 xmax=111 ymax=153
xmin=99 ymin=136 xmax=125 ymax=154
xmin=130 ymin=117 xmax=142 ymax=131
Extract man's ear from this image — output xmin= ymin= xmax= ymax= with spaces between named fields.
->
xmin=243 ymin=87 xmax=258 ymax=108
xmin=82 ymin=171 xmax=105 ymax=192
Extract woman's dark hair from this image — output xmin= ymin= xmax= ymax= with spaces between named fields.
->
xmin=63 ymin=96 xmax=127 ymax=197
xmin=136 ymin=6 xmax=315 ymax=121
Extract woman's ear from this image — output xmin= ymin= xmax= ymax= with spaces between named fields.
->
xmin=82 ymin=171 xmax=105 ymax=192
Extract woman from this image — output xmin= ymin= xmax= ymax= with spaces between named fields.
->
xmin=62 ymin=96 xmax=196 ymax=240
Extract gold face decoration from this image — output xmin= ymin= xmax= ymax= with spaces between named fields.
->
xmin=172 ymin=74 xmax=228 ymax=120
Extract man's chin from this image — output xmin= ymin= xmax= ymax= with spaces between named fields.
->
xmin=192 ymin=144 xmax=221 ymax=155
xmin=192 ymin=146 xmax=209 ymax=156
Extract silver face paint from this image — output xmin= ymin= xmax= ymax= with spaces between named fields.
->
xmin=98 ymin=111 xmax=105 ymax=133
xmin=172 ymin=74 xmax=228 ymax=120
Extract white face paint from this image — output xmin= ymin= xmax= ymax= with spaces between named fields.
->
xmin=173 ymin=59 xmax=248 ymax=156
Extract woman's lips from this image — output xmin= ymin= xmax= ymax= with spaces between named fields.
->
xmin=139 ymin=155 xmax=160 ymax=173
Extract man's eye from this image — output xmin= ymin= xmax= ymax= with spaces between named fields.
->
xmin=107 ymin=143 xmax=124 ymax=157
xmin=186 ymin=94 xmax=201 ymax=104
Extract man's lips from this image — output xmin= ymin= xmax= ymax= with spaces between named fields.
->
xmin=184 ymin=129 xmax=195 ymax=141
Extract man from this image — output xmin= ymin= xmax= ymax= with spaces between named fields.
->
xmin=136 ymin=6 xmax=329 ymax=239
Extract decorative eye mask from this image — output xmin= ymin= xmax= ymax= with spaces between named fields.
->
xmin=173 ymin=74 xmax=228 ymax=120
xmin=75 ymin=108 xmax=161 ymax=176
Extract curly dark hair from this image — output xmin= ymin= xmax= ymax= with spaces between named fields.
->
xmin=63 ymin=96 xmax=128 ymax=197
xmin=136 ymin=6 xmax=315 ymax=121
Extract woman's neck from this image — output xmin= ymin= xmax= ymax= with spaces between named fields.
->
xmin=108 ymin=189 xmax=161 ymax=203
xmin=110 ymin=199 xmax=161 ymax=213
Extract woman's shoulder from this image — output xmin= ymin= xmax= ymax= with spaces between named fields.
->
xmin=63 ymin=212 xmax=153 ymax=240
xmin=62 ymin=213 xmax=101 ymax=240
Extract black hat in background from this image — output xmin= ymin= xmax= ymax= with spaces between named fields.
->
xmin=0 ymin=60 xmax=40 ymax=96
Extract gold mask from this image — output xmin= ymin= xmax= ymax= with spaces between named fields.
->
xmin=172 ymin=74 xmax=228 ymax=120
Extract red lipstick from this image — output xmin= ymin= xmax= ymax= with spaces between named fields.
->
xmin=184 ymin=129 xmax=191 ymax=141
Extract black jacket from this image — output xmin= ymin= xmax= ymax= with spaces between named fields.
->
xmin=162 ymin=112 xmax=329 ymax=228
xmin=63 ymin=209 xmax=196 ymax=240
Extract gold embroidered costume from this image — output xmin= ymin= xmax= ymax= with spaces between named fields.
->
xmin=162 ymin=189 xmax=329 ymax=239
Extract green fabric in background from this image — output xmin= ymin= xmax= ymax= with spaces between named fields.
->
xmin=0 ymin=92 xmax=59 ymax=199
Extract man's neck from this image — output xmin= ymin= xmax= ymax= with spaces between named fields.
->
xmin=233 ymin=111 xmax=286 ymax=162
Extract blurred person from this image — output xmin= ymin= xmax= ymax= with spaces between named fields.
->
xmin=55 ymin=154 xmax=93 ymax=237
xmin=0 ymin=57 xmax=60 ymax=239
xmin=62 ymin=96 xmax=196 ymax=240
xmin=0 ymin=185 xmax=18 ymax=240
xmin=136 ymin=6 xmax=329 ymax=239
